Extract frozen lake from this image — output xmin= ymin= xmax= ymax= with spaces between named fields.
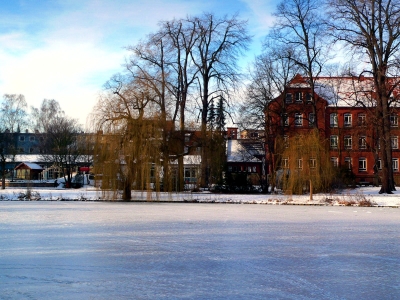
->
xmin=0 ymin=202 xmax=399 ymax=299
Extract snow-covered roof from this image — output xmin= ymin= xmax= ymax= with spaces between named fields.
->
xmin=226 ymin=140 xmax=263 ymax=163
xmin=170 ymin=155 xmax=201 ymax=165
xmin=288 ymin=74 xmax=400 ymax=107
xmin=15 ymin=162 xmax=43 ymax=170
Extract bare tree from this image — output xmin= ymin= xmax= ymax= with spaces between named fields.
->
xmin=327 ymin=0 xmax=400 ymax=193
xmin=269 ymin=0 xmax=330 ymax=129
xmin=0 ymin=94 xmax=28 ymax=189
xmin=1 ymin=94 xmax=28 ymax=132
xmin=240 ymin=48 xmax=300 ymax=192
xmin=160 ymin=18 xmax=199 ymax=191
xmin=189 ymin=13 xmax=251 ymax=187
xmin=30 ymin=99 xmax=64 ymax=133
xmin=42 ymin=116 xmax=83 ymax=188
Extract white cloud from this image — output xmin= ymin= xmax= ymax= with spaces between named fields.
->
xmin=0 ymin=0 xmax=276 ymax=128
xmin=0 ymin=41 xmax=126 ymax=127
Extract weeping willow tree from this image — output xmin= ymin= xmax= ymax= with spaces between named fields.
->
xmin=278 ymin=129 xmax=336 ymax=196
xmin=91 ymin=77 xmax=167 ymax=201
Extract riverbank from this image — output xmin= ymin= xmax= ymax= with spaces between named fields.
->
xmin=0 ymin=186 xmax=399 ymax=207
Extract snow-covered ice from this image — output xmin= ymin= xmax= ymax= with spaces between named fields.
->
xmin=0 ymin=185 xmax=400 ymax=207
xmin=0 ymin=202 xmax=399 ymax=299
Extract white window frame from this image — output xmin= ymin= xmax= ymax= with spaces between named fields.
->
xmin=282 ymin=158 xmax=289 ymax=169
xmin=294 ymin=113 xmax=303 ymax=126
xmin=390 ymin=115 xmax=398 ymax=127
xmin=330 ymin=113 xmax=338 ymax=127
xmin=295 ymin=92 xmax=302 ymax=102
xmin=344 ymin=113 xmax=352 ymax=127
xmin=296 ymin=158 xmax=303 ymax=169
xmin=359 ymin=158 xmax=367 ymax=171
xmin=344 ymin=135 xmax=352 ymax=149
xmin=391 ymin=136 xmax=398 ymax=149
xmin=377 ymin=159 xmax=382 ymax=170
xmin=309 ymin=158 xmax=316 ymax=169
xmin=330 ymin=135 xmax=338 ymax=149
xmin=283 ymin=135 xmax=289 ymax=148
xmin=359 ymin=136 xmax=367 ymax=150
xmin=331 ymin=157 xmax=339 ymax=167
xmin=393 ymin=158 xmax=399 ymax=172
xmin=308 ymin=113 xmax=315 ymax=127
xmin=358 ymin=113 xmax=366 ymax=126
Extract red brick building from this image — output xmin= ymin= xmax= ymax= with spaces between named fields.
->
xmin=267 ymin=74 xmax=400 ymax=186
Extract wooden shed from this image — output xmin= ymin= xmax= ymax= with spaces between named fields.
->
xmin=14 ymin=162 xmax=43 ymax=180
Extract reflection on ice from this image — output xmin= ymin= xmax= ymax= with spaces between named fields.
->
xmin=0 ymin=203 xmax=399 ymax=299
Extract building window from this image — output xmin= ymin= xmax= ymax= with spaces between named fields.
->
xmin=391 ymin=136 xmax=398 ymax=149
xmin=358 ymin=113 xmax=366 ymax=126
xmin=184 ymin=167 xmax=197 ymax=183
xmin=250 ymin=132 xmax=259 ymax=138
xmin=252 ymin=166 xmax=257 ymax=173
xmin=296 ymin=158 xmax=303 ymax=169
xmin=308 ymin=113 xmax=315 ymax=127
xmin=393 ymin=159 xmax=399 ymax=172
xmin=309 ymin=158 xmax=316 ymax=168
xmin=330 ymin=135 xmax=338 ymax=149
xmin=29 ymin=136 xmax=35 ymax=142
xmin=29 ymin=148 xmax=34 ymax=153
xmin=285 ymin=93 xmax=292 ymax=103
xmin=294 ymin=113 xmax=303 ymax=126
xmin=282 ymin=114 xmax=289 ymax=126
xmin=282 ymin=158 xmax=289 ymax=168
xmin=344 ymin=135 xmax=352 ymax=149
xmin=283 ymin=135 xmax=289 ymax=148
xmin=19 ymin=148 xmax=24 ymax=153
xmin=359 ymin=158 xmax=367 ymax=171
xmin=359 ymin=136 xmax=367 ymax=150
xmin=305 ymin=93 xmax=312 ymax=102
xmin=331 ymin=157 xmax=339 ymax=167
xmin=345 ymin=157 xmax=352 ymax=170
xmin=390 ymin=115 xmax=398 ymax=127
xmin=344 ymin=113 xmax=352 ymax=127
xmin=295 ymin=92 xmax=302 ymax=102
xmin=376 ymin=159 xmax=382 ymax=170
xmin=330 ymin=113 xmax=338 ymax=127
xmin=19 ymin=136 xmax=25 ymax=141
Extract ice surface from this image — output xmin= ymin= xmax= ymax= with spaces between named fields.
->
xmin=0 ymin=202 xmax=399 ymax=299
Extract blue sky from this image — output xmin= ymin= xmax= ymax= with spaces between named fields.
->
xmin=0 ymin=0 xmax=278 ymax=127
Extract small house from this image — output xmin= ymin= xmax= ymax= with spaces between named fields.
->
xmin=14 ymin=162 xmax=43 ymax=180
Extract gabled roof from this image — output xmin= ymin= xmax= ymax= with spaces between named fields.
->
xmin=287 ymin=74 xmax=400 ymax=107
xmin=15 ymin=162 xmax=43 ymax=170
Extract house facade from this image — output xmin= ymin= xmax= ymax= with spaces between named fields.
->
xmin=266 ymin=74 xmax=400 ymax=186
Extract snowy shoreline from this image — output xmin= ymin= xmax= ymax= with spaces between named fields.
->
xmin=0 ymin=186 xmax=399 ymax=207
